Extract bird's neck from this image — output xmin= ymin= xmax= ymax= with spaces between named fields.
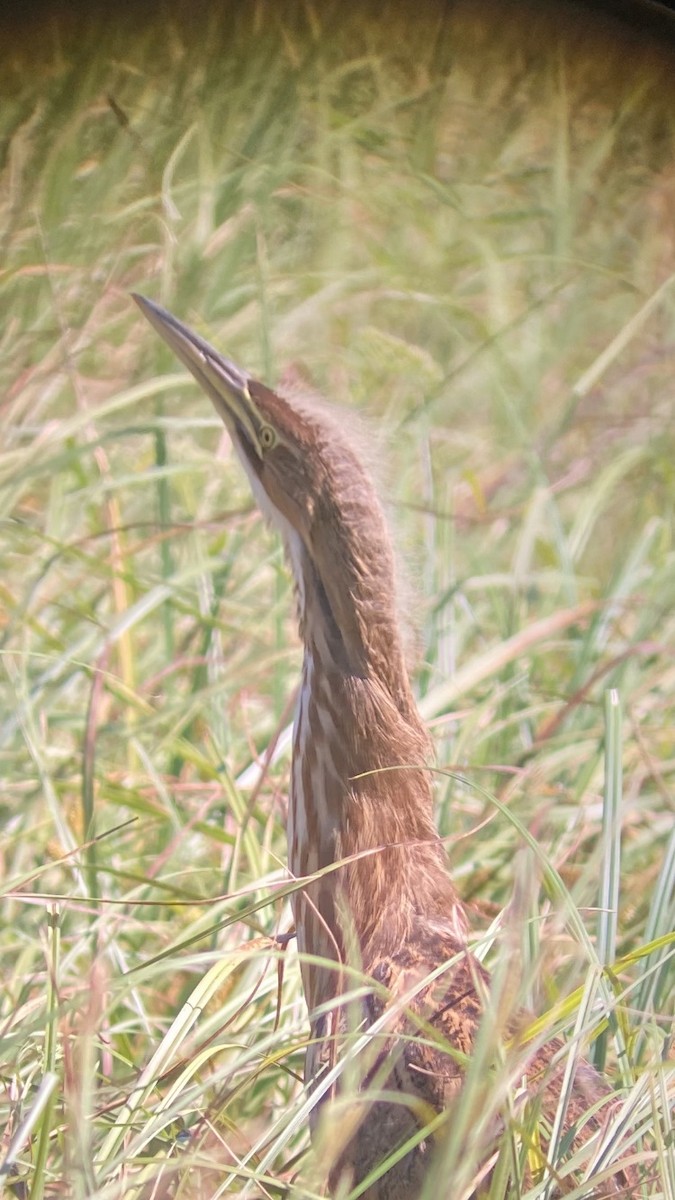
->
xmin=289 ymin=621 xmax=464 ymax=1009
xmin=285 ymin=524 xmax=464 ymax=1011
xmin=292 ymin=525 xmax=418 ymax=725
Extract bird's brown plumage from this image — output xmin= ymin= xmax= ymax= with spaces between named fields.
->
xmin=135 ymin=295 xmax=640 ymax=1199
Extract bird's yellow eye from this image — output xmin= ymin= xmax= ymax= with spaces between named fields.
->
xmin=259 ymin=425 xmax=277 ymax=451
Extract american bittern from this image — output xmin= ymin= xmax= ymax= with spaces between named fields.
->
xmin=134 ymin=296 xmax=639 ymax=1198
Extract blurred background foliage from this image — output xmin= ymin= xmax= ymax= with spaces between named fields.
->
xmin=0 ymin=1 xmax=673 ymax=1195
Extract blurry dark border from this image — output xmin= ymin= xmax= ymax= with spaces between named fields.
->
xmin=1 ymin=0 xmax=675 ymax=41
xmin=1 ymin=0 xmax=674 ymax=99
xmin=574 ymin=0 xmax=675 ymax=38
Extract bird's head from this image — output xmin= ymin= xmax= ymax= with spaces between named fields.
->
xmin=133 ymin=295 xmax=406 ymax=686
xmin=133 ymin=294 xmax=321 ymax=536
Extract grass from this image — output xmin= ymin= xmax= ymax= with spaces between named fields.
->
xmin=1 ymin=0 xmax=674 ymax=1196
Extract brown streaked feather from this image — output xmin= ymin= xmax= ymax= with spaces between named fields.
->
xmin=322 ymin=922 xmax=640 ymax=1197
xmin=134 ymin=296 xmax=641 ymax=1200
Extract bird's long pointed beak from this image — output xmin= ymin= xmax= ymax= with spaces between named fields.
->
xmin=132 ymin=294 xmax=265 ymax=456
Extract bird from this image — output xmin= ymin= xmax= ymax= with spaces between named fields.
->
xmin=133 ymin=295 xmax=640 ymax=1199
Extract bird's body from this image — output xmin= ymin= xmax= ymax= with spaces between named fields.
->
xmin=135 ymin=296 xmax=639 ymax=1198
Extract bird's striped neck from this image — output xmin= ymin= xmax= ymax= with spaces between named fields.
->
xmin=288 ymin=641 xmax=464 ymax=1013
xmin=280 ymin=494 xmax=464 ymax=1013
